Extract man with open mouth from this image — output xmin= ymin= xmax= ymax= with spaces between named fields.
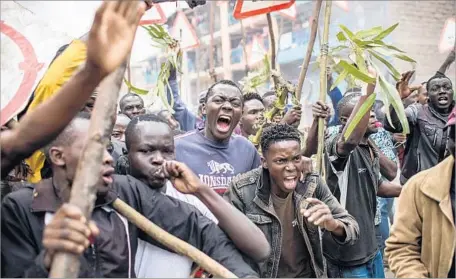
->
xmin=174 ymin=80 xmax=261 ymax=195
xmin=224 ymin=124 xmax=360 ymax=278
xmin=385 ymin=69 xmax=455 ymax=184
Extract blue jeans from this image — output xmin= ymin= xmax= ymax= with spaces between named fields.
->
xmin=379 ymin=198 xmax=395 ymax=255
xmin=327 ymin=251 xmax=385 ymax=278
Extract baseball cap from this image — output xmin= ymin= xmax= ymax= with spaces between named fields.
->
xmin=446 ymin=107 xmax=456 ymax=127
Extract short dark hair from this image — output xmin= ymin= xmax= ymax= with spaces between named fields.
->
xmin=260 ymin=124 xmax=301 ymax=155
xmin=337 ymin=92 xmax=362 ymax=119
xmin=125 ymin=114 xmax=169 ymax=151
xmin=243 ymin=92 xmax=263 ymax=105
xmin=205 ymin=80 xmax=243 ymax=103
xmin=263 ymin=91 xmax=276 ymax=98
xmin=426 ymin=71 xmax=452 ymax=92
xmin=119 ymin=93 xmax=144 ymax=110
xmin=44 ymin=112 xmax=91 ymax=158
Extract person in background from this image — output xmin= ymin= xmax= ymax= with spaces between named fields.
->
xmin=385 ymin=106 xmax=456 ymax=278
xmin=119 ymin=93 xmax=146 ymax=119
xmin=124 ymin=114 xmax=270 ymax=277
xmin=323 ymin=67 xmax=402 ymax=278
xmin=175 ymin=80 xmax=260 ymax=195
xmin=385 ymin=70 xmax=454 ymax=184
xmin=225 ymin=124 xmax=360 ymax=278
xmin=239 ymin=93 xmax=265 ymax=139
xmin=166 ymin=65 xmax=207 ymax=131
xmin=112 ymin=113 xmax=130 ymax=142
xmin=262 ymin=91 xmax=277 ymax=111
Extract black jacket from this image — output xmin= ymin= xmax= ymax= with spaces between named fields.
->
xmin=384 ymin=103 xmax=453 ymax=184
xmin=224 ymin=168 xmax=359 ymax=278
xmin=1 ymin=175 xmax=258 ymax=278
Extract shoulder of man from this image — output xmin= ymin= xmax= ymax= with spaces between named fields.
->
xmin=231 ymin=167 xmax=261 ymax=190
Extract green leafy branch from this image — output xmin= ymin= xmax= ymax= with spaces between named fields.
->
xmin=123 ymin=24 xmax=183 ymax=112
xmin=328 ymin=23 xmax=416 ymax=137
xmin=239 ymin=55 xmax=271 ymax=94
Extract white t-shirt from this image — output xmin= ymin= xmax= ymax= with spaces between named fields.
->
xmin=134 ymin=181 xmax=218 ymax=278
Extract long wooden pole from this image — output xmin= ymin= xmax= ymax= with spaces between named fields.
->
xmin=316 ymin=1 xmax=332 ymax=174
xmin=266 ymin=13 xmax=276 ymax=71
xmin=112 ymin=199 xmax=237 ymax=278
xmin=295 ymin=0 xmax=323 ymax=101
xmin=49 ymin=64 xmax=126 ymax=278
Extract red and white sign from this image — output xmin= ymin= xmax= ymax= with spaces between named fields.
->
xmin=439 ymin=18 xmax=455 ymax=53
xmin=233 ymin=0 xmax=295 ymax=20
xmin=334 ymin=1 xmax=349 ymax=12
xmin=247 ymin=35 xmax=266 ymax=66
xmin=278 ymin=3 xmax=297 ymax=20
xmin=139 ymin=4 xmax=167 ymax=25
xmin=171 ymin=11 xmax=199 ymax=50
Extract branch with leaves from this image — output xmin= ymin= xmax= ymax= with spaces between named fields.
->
xmin=327 ymin=23 xmax=416 ymax=138
xmin=124 ymin=24 xmax=183 ymax=112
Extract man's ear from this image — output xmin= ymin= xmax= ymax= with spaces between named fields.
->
xmin=339 ymin=117 xmax=347 ymax=126
xmin=261 ymin=156 xmax=268 ymax=169
xmin=201 ymin=103 xmax=207 ymax=116
xmin=49 ymin=147 xmax=66 ymax=167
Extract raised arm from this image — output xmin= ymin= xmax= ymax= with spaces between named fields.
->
xmin=336 ymin=67 xmax=377 ymax=156
xmin=166 ymin=66 xmax=197 ymax=131
xmin=438 ymin=49 xmax=455 ymax=75
xmin=1 ymin=1 xmax=145 ymax=177
xmin=163 ymin=161 xmax=270 ymax=262
xmin=303 ymin=101 xmax=330 ymax=157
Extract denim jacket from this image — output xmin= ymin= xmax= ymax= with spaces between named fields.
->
xmin=224 ymin=167 xmax=360 ymax=278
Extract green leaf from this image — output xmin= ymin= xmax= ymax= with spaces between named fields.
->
xmin=373 ymin=23 xmax=399 ymax=41
xmin=338 ymin=60 xmax=376 ymax=84
xmin=393 ymin=53 xmax=416 ymax=63
xmin=336 ymin=31 xmax=347 ymax=42
xmin=342 ymin=93 xmax=377 ymax=140
xmin=331 ymin=69 xmax=349 ymax=91
xmin=355 ymin=47 xmax=368 ymax=75
xmin=355 ymin=26 xmax=382 ymax=39
xmin=123 ymin=79 xmax=149 ymax=95
xmin=367 ymin=49 xmax=401 ymax=80
xmin=330 ymin=45 xmax=348 ymax=54
xmin=378 ymin=76 xmax=410 ymax=134
xmin=339 ymin=24 xmax=356 ymax=41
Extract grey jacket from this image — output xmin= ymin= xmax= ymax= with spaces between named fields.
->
xmin=224 ymin=167 xmax=359 ymax=278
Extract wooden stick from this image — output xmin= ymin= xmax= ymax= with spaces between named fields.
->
xmin=266 ymin=13 xmax=276 ymax=71
xmin=295 ymin=0 xmax=323 ymax=101
xmin=112 ymin=199 xmax=237 ymax=279
xmin=49 ymin=64 xmax=126 ymax=278
xmin=316 ymin=1 xmax=332 ymax=174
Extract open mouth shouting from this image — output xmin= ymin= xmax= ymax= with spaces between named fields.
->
xmin=438 ymin=95 xmax=449 ymax=105
xmin=101 ymin=167 xmax=115 ymax=185
xmin=283 ymin=175 xmax=298 ymax=190
xmin=216 ymin=115 xmax=232 ymax=133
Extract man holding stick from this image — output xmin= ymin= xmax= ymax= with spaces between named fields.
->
xmin=1 ymin=114 xmax=259 ymax=278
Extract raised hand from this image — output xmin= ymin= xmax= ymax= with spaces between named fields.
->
xmin=396 ymin=71 xmax=422 ymax=100
xmin=42 ymin=204 xmax=99 ymax=269
xmin=281 ymin=105 xmax=302 ymax=126
xmin=163 ymin=161 xmax=204 ymax=194
xmin=312 ymin=101 xmax=330 ymax=120
xmin=86 ymin=1 xmax=146 ymax=77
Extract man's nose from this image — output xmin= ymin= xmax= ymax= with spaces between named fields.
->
xmin=221 ymin=102 xmax=233 ymax=111
xmin=103 ymin=149 xmax=114 ymax=166
xmin=151 ymin=152 xmax=164 ymax=165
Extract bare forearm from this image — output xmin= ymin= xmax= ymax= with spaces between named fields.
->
xmin=438 ymin=50 xmax=455 ymax=74
xmin=378 ymin=181 xmax=402 ymax=198
xmin=303 ymin=119 xmax=318 ymax=157
xmin=1 ymin=63 xmax=105 ymax=164
xmin=196 ymin=186 xmax=271 ymax=261
xmin=379 ymin=153 xmax=398 ymax=181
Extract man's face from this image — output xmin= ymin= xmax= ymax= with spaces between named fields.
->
xmin=262 ymin=140 xmax=302 ymax=194
xmin=366 ymin=110 xmax=379 ymax=135
xmin=112 ymin=115 xmax=130 ymax=142
xmin=240 ymin=99 xmax=265 ymax=137
xmin=202 ymin=84 xmax=243 ymax=141
xmin=428 ymin=77 xmax=454 ymax=111
xmin=128 ymin=122 xmax=175 ymax=189
xmin=418 ymin=84 xmax=429 ymax=105
xmin=121 ymin=96 xmax=146 ymax=119
xmin=51 ymin=119 xmax=114 ymax=195
xmin=263 ymin=95 xmax=277 ymax=111
xmin=198 ymin=91 xmax=207 ymax=118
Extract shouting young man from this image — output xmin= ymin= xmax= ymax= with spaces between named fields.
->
xmin=385 ymin=70 xmax=454 ymax=184
xmin=1 ymin=114 xmax=259 ymax=278
xmin=224 ymin=124 xmax=360 ymax=278
xmin=175 ymin=80 xmax=260 ymax=194
xmin=124 ymin=114 xmax=270 ymax=277
xmin=324 ymin=70 xmax=402 ymax=278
